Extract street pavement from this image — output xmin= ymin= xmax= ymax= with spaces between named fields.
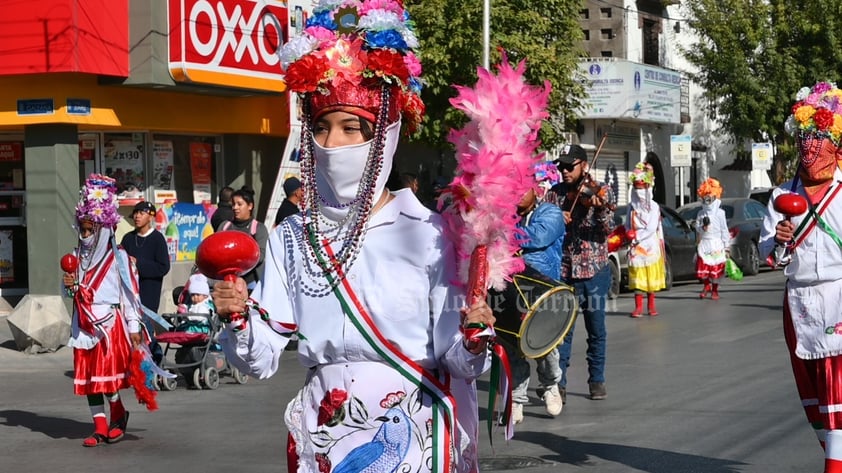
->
xmin=0 ymin=269 xmax=823 ymax=472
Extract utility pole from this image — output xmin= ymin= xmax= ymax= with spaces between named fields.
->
xmin=482 ymin=0 xmax=490 ymax=69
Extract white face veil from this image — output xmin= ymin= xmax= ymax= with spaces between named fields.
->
xmin=78 ymin=225 xmax=113 ymax=270
xmin=312 ymin=119 xmax=401 ymax=222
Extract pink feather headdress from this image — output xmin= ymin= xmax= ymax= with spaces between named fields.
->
xmin=441 ymin=56 xmax=551 ymax=291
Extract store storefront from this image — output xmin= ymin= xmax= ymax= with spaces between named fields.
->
xmin=0 ymin=0 xmax=294 ymax=304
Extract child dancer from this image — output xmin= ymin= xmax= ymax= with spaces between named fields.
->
xmin=694 ymin=178 xmax=729 ymax=300
xmin=626 ymin=163 xmax=666 ymax=316
xmin=62 ymin=175 xmax=144 ymax=446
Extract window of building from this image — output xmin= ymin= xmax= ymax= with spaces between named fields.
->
xmin=600 ymin=7 xmax=612 ymax=18
xmin=103 ymin=132 xmax=146 ymax=201
xmin=583 ymin=29 xmax=590 ymax=40
xmin=601 ymin=51 xmax=613 ymax=57
xmin=600 ymin=28 xmax=613 ymax=40
xmin=642 ymin=18 xmax=660 ymax=65
xmin=95 ymin=132 xmax=221 ymax=205
xmin=151 ymin=134 xmax=221 ymax=204
xmin=580 ymin=8 xmax=589 ymax=19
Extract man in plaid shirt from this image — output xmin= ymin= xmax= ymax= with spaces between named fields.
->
xmin=545 ymin=144 xmax=615 ymax=403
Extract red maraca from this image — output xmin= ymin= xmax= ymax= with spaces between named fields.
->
xmin=771 ymin=192 xmax=808 ymax=266
xmin=60 ymin=253 xmax=78 ymax=273
xmin=195 ymin=231 xmax=260 ymax=331
xmin=773 ymin=192 xmax=808 ymax=218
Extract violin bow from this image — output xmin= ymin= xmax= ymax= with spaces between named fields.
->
xmin=568 ymin=133 xmax=610 ymax=214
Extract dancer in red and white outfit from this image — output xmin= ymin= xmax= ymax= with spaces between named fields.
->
xmin=694 ymin=178 xmax=729 ymax=300
xmin=760 ymin=81 xmax=842 ymax=473
xmin=62 ymin=174 xmax=144 ymax=447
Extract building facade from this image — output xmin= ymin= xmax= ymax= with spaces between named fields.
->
xmin=0 ymin=0 xmax=296 ymax=308
xmin=575 ymin=0 xmax=769 ymax=209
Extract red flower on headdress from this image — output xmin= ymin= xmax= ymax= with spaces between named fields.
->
xmin=402 ymin=92 xmax=426 ymax=133
xmin=325 ymin=38 xmax=367 ymax=87
xmin=285 ymin=54 xmax=330 ymax=93
xmin=368 ymin=49 xmax=410 ymax=84
xmin=815 ymin=108 xmax=835 ymax=131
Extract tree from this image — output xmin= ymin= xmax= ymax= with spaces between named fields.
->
xmin=681 ymin=0 xmax=842 ymax=183
xmin=405 ymin=0 xmax=587 ymax=149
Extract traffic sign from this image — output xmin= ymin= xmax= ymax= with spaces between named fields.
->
xmin=670 ymin=134 xmax=692 ymax=167
xmin=752 ymin=142 xmax=773 ymax=171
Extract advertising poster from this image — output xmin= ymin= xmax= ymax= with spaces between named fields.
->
xmin=189 ymin=142 xmax=212 ymax=203
xmin=0 ymin=142 xmax=22 ymax=162
xmin=157 ymin=202 xmax=214 ymax=262
xmin=152 ymin=140 xmax=174 ymax=190
xmin=0 ymin=230 xmax=14 ymax=283
xmin=103 ymin=139 xmax=145 ymax=197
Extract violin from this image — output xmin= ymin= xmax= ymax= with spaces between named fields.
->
xmin=566 ymin=173 xmax=609 ymax=210
xmin=563 ymin=135 xmax=613 ymax=213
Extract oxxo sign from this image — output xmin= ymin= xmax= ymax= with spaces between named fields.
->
xmin=168 ymin=0 xmax=289 ymax=92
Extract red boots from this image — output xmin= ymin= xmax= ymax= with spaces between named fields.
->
xmin=699 ymin=281 xmax=720 ymax=300
xmin=699 ymin=281 xmax=711 ymax=298
xmin=631 ymin=293 xmax=658 ymax=317
xmin=631 ymin=294 xmax=644 ymax=318
xmin=648 ymin=292 xmax=658 ymax=316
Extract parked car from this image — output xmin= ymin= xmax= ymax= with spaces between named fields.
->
xmin=677 ymin=197 xmax=768 ymax=276
xmin=748 ymin=187 xmax=774 ymax=206
xmin=607 ymin=205 xmax=698 ymax=299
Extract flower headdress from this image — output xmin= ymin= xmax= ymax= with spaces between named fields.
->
xmin=75 ymin=174 xmax=120 ymax=228
xmin=532 ymin=161 xmax=560 ymax=186
xmin=786 ymin=81 xmax=842 ymax=146
xmin=629 ymin=162 xmax=654 ymax=186
xmin=281 ymin=0 xmax=424 ymax=132
xmin=697 ymin=177 xmax=723 ymax=199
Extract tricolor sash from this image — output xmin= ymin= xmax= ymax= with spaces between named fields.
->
xmin=311 ymin=232 xmax=458 ymax=473
xmin=75 ymin=251 xmax=116 ymax=336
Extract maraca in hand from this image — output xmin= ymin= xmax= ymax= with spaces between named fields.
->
xmin=60 ymin=253 xmax=78 ymax=273
xmin=195 ymin=231 xmax=260 ymax=332
xmin=60 ymin=253 xmax=79 ymax=295
xmin=772 ymin=192 xmax=808 ymax=266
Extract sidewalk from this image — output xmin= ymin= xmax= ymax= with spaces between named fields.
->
xmin=0 ymin=315 xmax=72 ymax=372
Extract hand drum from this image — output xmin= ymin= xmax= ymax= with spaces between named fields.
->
xmin=773 ymin=192 xmax=808 ymax=219
xmin=60 ymin=253 xmax=78 ymax=273
xmin=196 ymin=231 xmax=260 ymax=282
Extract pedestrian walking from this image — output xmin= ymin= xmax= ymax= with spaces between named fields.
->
xmin=120 ymin=201 xmax=170 ymax=364
xmin=760 ymin=80 xmax=842 ymax=473
xmin=210 ymin=186 xmax=235 ymax=231
xmin=626 ymin=162 xmax=666 ymax=316
xmin=694 ymin=178 xmax=729 ymax=300
xmin=218 ymin=186 xmax=268 ymax=292
xmin=210 ymin=2 xmax=494 ymax=472
xmin=273 ymin=177 xmax=302 ymax=227
xmin=546 ymin=143 xmax=615 ymax=402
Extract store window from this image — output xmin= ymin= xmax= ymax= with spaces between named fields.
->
xmin=151 ymin=134 xmax=219 ymax=204
xmin=103 ymin=132 xmax=146 ymax=200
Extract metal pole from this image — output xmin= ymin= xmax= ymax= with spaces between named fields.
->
xmin=679 ymin=167 xmax=685 ymax=206
xmin=482 ymin=0 xmax=490 ymax=69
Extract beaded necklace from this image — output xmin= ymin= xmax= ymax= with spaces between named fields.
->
xmin=298 ymin=86 xmax=392 ymax=289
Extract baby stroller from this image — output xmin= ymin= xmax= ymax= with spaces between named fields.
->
xmin=155 ymin=280 xmax=249 ymax=390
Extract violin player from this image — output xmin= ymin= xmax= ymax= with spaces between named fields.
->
xmin=545 ymin=143 xmax=615 ymax=404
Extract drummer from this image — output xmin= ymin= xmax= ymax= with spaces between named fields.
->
xmin=506 ymin=162 xmax=566 ymax=424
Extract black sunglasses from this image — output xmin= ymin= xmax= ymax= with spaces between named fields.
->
xmin=558 ymin=161 xmax=581 ymax=172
